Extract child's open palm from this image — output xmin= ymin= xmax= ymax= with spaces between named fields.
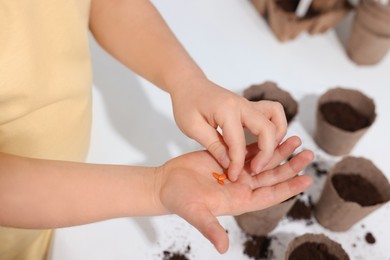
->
xmin=156 ymin=136 xmax=313 ymax=253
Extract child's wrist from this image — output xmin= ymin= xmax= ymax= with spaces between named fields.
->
xmin=149 ymin=165 xmax=169 ymax=215
xmin=164 ymin=67 xmax=207 ymax=96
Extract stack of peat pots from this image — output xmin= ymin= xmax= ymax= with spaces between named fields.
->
xmin=347 ymin=0 xmax=390 ymax=65
xmin=252 ymin=0 xmax=352 ymax=41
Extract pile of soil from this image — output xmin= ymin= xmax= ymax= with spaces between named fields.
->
xmin=320 ymin=102 xmax=371 ymax=131
xmin=162 ymin=245 xmax=191 ymax=260
xmin=332 ymin=174 xmax=384 ymax=206
xmin=288 ymin=242 xmax=339 ymax=260
xmin=243 ymin=235 xmax=273 ymax=260
xmin=287 ymin=199 xmax=312 ymax=221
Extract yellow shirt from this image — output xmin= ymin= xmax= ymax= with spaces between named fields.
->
xmin=0 ymin=0 xmax=92 ymax=259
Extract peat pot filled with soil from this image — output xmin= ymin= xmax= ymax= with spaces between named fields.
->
xmin=315 ymin=156 xmax=390 ymax=231
xmin=314 ymin=87 xmax=376 ymax=156
xmin=285 ymin=233 xmax=349 ymax=260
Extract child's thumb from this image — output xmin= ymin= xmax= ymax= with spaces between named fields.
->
xmin=181 ymin=203 xmax=229 ymax=254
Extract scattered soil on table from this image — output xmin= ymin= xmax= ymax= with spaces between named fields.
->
xmin=365 ymin=232 xmax=376 ymax=244
xmin=320 ymin=102 xmax=371 ymax=131
xmin=288 ymin=242 xmax=339 ymax=260
xmin=287 ymin=199 xmax=312 ymax=222
xmin=162 ymin=245 xmax=191 ymax=260
xmin=243 ymin=235 xmax=273 ymax=260
xmin=332 ymin=174 xmax=384 ymax=206
xmin=311 ymin=162 xmax=328 ymax=177
xmin=162 ymin=252 xmax=189 ymax=260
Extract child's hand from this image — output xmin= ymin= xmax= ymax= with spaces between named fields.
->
xmin=170 ymin=78 xmax=287 ymax=181
xmin=155 ymin=136 xmax=313 ymax=253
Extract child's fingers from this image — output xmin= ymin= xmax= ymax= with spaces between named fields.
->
xmin=262 ymin=136 xmax=302 ymax=171
xmin=250 ymin=150 xmax=314 ymax=189
xmin=244 ymin=115 xmax=277 ymax=174
xmin=247 ymin=175 xmax=313 ymax=212
xmin=253 ymin=101 xmax=288 ymax=144
xmin=180 ymin=203 xmax=229 ymax=254
xmin=220 ymin=118 xmax=246 ymax=182
xmin=188 ymin=122 xmax=231 ymax=170
xmin=245 ymin=136 xmax=302 ymax=171
xmin=251 ymin=121 xmax=276 ymax=173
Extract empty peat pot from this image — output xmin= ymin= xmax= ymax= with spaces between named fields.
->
xmin=314 ymin=156 xmax=390 ymax=231
xmin=314 ymin=87 xmax=376 ymax=156
xmin=285 ymin=233 xmax=349 ymax=260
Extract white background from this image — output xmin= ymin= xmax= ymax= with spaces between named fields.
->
xmin=50 ymin=0 xmax=390 ymax=259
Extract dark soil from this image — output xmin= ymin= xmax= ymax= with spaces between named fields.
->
xmin=162 ymin=252 xmax=189 ymax=260
xmin=243 ymin=235 xmax=273 ymax=260
xmin=276 ymin=0 xmax=299 ymax=12
xmin=288 ymin=242 xmax=339 ymax=260
xmin=276 ymin=0 xmax=319 ymax=18
xmin=287 ymin=199 xmax=312 ymax=221
xmin=311 ymin=162 xmax=328 ymax=177
xmin=365 ymin=232 xmax=376 ymax=244
xmin=162 ymin=245 xmax=191 ymax=260
xmin=320 ymin=102 xmax=371 ymax=132
xmin=332 ymin=174 xmax=384 ymax=206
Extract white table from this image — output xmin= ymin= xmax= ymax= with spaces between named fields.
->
xmin=50 ymin=0 xmax=390 ymax=259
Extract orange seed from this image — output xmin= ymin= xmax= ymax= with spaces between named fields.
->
xmin=218 ymin=173 xmax=227 ymax=180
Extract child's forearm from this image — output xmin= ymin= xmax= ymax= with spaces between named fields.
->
xmin=89 ymin=0 xmax=205 ymax=94
xmin=0 ymin=152 xmax=166 ymax=229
